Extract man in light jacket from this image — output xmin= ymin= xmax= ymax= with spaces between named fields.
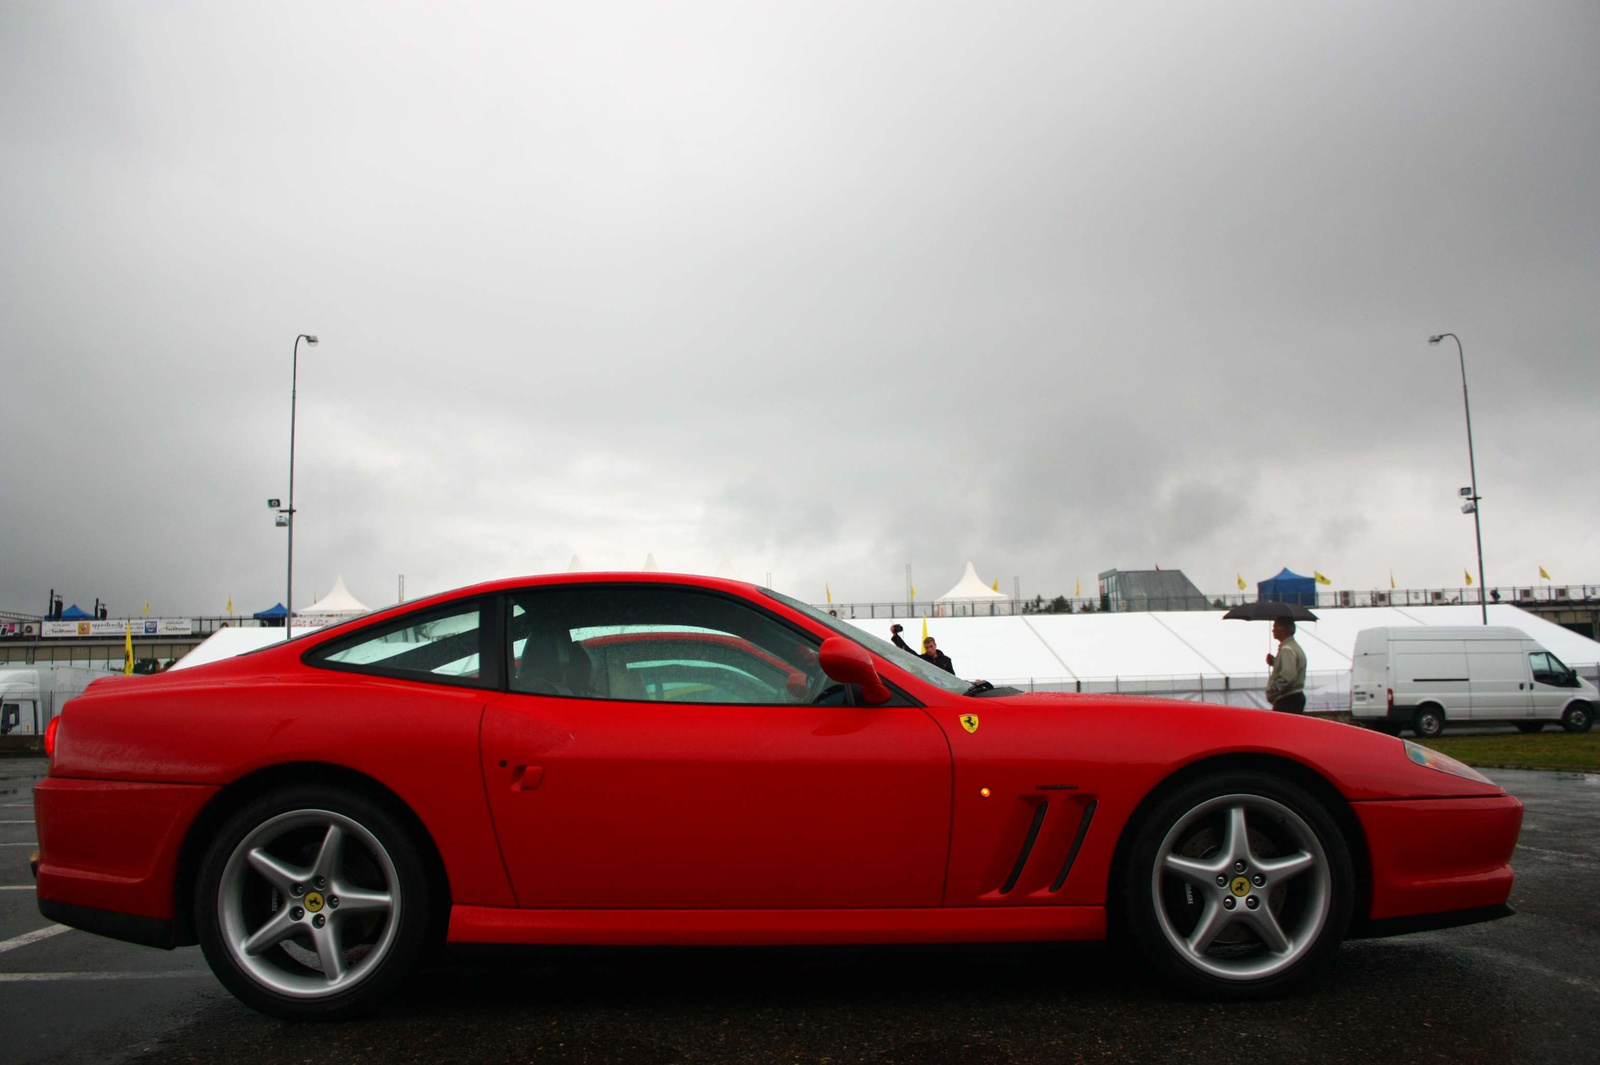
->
xmin=1265 ymin=618 xmax=1307 ymax=713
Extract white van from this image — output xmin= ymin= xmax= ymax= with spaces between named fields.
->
xmin=1351 ymin=626 xmax=1596 ymax=738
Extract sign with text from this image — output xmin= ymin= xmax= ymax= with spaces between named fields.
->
xmin=41 ymin=618 xmax=195 ymax=638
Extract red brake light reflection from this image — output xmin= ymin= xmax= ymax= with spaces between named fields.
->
xmin=44 ymin=716 xmax=59 ymax=759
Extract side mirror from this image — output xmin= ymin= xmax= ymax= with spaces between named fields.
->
xmin=819 ymin=637 xmax=892 ymax=706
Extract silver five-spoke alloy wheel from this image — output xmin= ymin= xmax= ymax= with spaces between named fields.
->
xmin=217 ymin=808 xmax=402 ymax=998
xmin=1151 ymin=793 xmax=1332 ymax=982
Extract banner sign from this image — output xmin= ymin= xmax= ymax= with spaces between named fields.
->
xmin=41 ymin=619 xmax=195 ymax=638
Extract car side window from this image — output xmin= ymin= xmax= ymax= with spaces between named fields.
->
xmin=307 ymin=603 xmax=487 ymax=686
xmin=1528 ymin=652 xmax=1556 ymax=682
xmin=505 ymin=585 xmax=826 ymax=704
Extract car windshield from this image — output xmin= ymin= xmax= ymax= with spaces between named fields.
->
xmin=761 ymin=589 xmax=972 ymax=695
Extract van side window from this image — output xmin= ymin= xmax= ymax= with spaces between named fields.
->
xmin=1528 ymin=651 xmax=1570 ymax=686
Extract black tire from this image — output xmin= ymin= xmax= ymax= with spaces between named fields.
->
xmin=195 ymin=785 xmax=433 ymax=1020
xmin=1514 ymin=722 xmax=1546 ymax=734
xmin=1412 ymin=705 xmax=1446 ymax=739
xmin=1120 ymin=770 xmax=1354 ymax=999
xmin=1561 ymin=703 xmax=1593 ymax=734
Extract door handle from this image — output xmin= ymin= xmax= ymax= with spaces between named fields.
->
xmin=510 ymin=765 xmax=545 ymax=791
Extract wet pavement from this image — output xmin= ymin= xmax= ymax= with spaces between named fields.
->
xmin=3 ymin=757 xmax=1597 ymax=1065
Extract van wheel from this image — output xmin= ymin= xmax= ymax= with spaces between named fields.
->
xmin=1412 ymin=705 xmax=1445 ymax=739
xmin=1514 ymin=722 xmax=1546 ymax=734
xmin=1561 ymin=703 xmax=1593 ymax=734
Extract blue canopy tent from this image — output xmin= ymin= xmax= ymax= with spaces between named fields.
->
xmin=252 ymin=603 xmax=288 ymax=627
xmin=1258 ymin=568 xmax=1316 ymax=606
xmin=59 ymin=605 xmax=93 ymax=620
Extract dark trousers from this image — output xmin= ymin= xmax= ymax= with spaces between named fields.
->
xmin=1273 ymin=692 xmax=1307 ymax=714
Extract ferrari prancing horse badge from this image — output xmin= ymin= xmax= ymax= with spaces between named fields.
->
xmin=960 ymin=714 xmax=980 ymax=734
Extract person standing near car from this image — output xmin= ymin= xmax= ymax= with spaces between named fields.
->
xmin=890 ymin=624 xmax=955 ymax=674
xmin=1265 ymin=618 xmax=1307 ymax=713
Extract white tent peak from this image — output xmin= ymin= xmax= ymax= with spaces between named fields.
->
xmin=642 ymin=553 xmax=659 ymax=572
xmin=299 ymin=575 xmax=370 ymax=616
xmin=568 ymin=554 xmax=585 ymax=572
xmin=939 ymin=562 xmax=1007 ymax=601
xmin=714 ymin=554 xmax=739 ymax=580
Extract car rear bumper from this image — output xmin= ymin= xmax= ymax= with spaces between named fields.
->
xmin=33 ymin=775 xmax=218 ymax=937
xmin=1354 ymin=793 xmax=1523 ymax=925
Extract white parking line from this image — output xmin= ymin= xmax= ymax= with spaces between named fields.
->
xmin=0 ymin=886 xmax=36 ymax=891
xmin=0 ymin=804 xmax=34 ymax=808
xmin=0 ymin=970 xmax=210 ymax=982
xmin=0 ymin=924 xmax=70 ymax=954
xmin=0 ymin=843 xmax=39 ymax=847
xmin=0 ymin=821 xmax=36 ymax=825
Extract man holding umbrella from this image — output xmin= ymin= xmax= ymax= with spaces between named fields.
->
xmin=1265 ymin=619 xmax=1307 ymax=713
xmin=1223 ymin=599 xmax=1315 ymax=714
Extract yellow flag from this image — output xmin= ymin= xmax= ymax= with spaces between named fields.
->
xmin=1464 ymin=569 xmax=1473 ymax=586
xmin=1314 ymin=571 xmax=1332 ymax=585
xmin=1075 ymin=578 xmax=1081 ymax=597
xmin=909 ymin=583 xmax=916 ymax=600
xmin=226 ymin=594 xmax=233 ymax=615
xmin=1237 ymin=574 xmax=1246 ymax=591
xmin=921 ymin=617 xmax=928 ymax=644
xmin=991 ymin=579 xmax=999 ymax=592
xmin=123 ymin=623 xmax=134 ymax=676
xmin=142 ymin=597 xmax=150 ymax=616
xmin=1539 ymin=566 xmax=1551 ymax=580
xmin=1389 ymin=571 xmax=1395 ymax=590
xmin=825 ymin=583 xmax=832 ymax=604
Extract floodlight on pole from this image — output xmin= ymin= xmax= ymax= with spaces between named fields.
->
xmin=1428 ymin=333 xmax=1487 ymax=623
xmin=286 ymin=334 xmax=319 ymax=631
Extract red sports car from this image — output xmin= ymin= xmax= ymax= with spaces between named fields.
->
xmin=34 ymin=573 xmax=1522 ymax=1018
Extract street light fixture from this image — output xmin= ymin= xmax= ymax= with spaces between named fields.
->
xmin=1428 ymin=333 xmax=1487 ymax=623
xmin=283 ymin=334 xmax=318 ymax=631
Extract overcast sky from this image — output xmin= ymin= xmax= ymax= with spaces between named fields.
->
xmin=2 ymin=1 xmax=1596 ymax=616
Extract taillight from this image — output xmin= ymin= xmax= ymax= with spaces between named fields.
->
xmin=1386 ymin=688 xmax=1394 ymax=710
xmin=44 ymin=716 xmax=60 ymax=759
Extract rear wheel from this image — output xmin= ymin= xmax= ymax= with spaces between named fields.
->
xmin=195 ymin=786 xmax=432 ymax=1020
xmin=1412 ymin=705 xmax=1445 ymax=739
xmin=1562 ymin=703 xmax=1593 ymax=734
xmin=1122 ymin=771 xmax=1353 ymax=998
xmin=1514 ymin=722 xmax=1546 ymax=734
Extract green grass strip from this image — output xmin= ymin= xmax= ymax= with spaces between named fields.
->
xmin=1420 ymin=731 xmax=1600 ymax=770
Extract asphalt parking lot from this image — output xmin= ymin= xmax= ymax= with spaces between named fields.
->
xmin=4 ymin=756 xmax=1598 ymax=1065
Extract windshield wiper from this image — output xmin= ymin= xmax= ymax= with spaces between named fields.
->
xmin=964 ymin=680 xmax=995 ymax=696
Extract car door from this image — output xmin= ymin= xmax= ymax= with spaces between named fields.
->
xmin=479 ymin=582 xmax=952 ymax=910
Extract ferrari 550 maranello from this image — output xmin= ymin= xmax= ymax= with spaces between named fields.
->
xmin=34 ymin=573 xmax=1522 ymax=1018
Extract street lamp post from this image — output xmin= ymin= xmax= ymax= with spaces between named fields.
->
xmin=286 ymin=333 xmax=318 ymax=632
xmin=1428 ymin=333 xmax=1487 ymax=623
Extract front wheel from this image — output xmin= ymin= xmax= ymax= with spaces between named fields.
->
xmin=1121 ymin=771 xmax=1354 ymax=998
xmin=1412 ymin=705 xmax=1446 ymax=739
xmin=1562 ymin=703 xmax=1593 ymax=734
xmin=195 ymin=786 xmax=433 ymax=1020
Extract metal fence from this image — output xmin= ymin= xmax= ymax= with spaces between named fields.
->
xmin=813 ymin=585 xmax=1600 ymax=618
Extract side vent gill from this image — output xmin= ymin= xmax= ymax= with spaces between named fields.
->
xmin=1050 ymin=800 xmax=1097 ymax=892
xmin=1000 ymin=802 xmax=1048 ymax=895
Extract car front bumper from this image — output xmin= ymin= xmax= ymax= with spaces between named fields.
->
xmin=1354 ymin=792 xmax=1523 ymax=927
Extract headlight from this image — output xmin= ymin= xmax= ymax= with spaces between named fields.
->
xmin=1403 ymin=740 xmax=1493 ymax=785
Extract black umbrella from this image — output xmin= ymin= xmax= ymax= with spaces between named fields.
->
xmin=1222 ymin=601 xmax=1318 ymax=622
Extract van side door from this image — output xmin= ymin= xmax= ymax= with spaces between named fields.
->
xmin=1465 ymin=641 xmax=1533 ymax=720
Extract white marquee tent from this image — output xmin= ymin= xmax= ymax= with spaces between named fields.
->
xmin=298 ymin=576 xmax=369 ymax=617
xmin=175 ymin=586 xmax=1600 ymax=714
xmin=937 ymin=562 xmax=1007 ymax=603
